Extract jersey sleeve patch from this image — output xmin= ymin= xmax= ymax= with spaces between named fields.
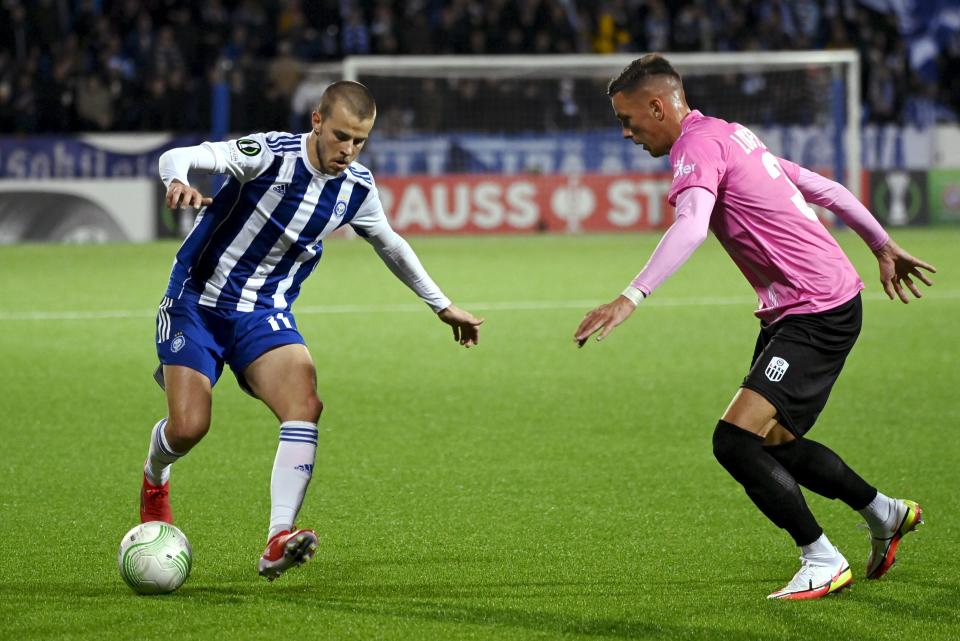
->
xmin=236 ymin=139 xmax=263 ymax=157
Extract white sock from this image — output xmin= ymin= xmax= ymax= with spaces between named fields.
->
xmin=143 ymin=418 xmax=184 ymax=485
xmin=268 ymin=421 xmax=318 ymax=539
xmin=801 ymin=533 xmax=840 ymax=560
xmin=858 ymin=491 xmax=898 ymax=534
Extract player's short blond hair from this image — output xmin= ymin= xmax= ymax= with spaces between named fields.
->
xmin=318 ymin=81 xmax=376 ymax=120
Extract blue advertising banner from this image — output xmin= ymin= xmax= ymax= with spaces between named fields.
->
xmin=1 ymin=126 xmax=930 ymax=181
xmin=0 ymin=134 xmax=206 ymax=180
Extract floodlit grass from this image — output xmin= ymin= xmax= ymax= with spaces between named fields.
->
xmin=1 ymin=228 xmax=957 ymax=641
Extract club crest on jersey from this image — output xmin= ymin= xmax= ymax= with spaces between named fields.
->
xmin=171 ymin=333 xmax=186 ymax=353
xmin=765 ymin=357 xmax=789 ymax=382
xmin=332 ymin=201 xmax=347 ymax=219
xmin=236 ymin=138 xmax=262 ymax=157
xmin=673 ymin=154 xmax=696 ymax=178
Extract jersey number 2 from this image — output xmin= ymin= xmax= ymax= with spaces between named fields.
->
xmin=761 ymin=152 xmax=818 ymax=221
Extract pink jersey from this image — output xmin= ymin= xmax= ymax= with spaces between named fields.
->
xmin=668 ymin=110 xmax=864 ymax=323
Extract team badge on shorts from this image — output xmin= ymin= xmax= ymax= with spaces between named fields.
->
xmin=765 ymin=357 xmax=789 ymax=382
xmin=171 ymin=332 xmax=186 ymax=353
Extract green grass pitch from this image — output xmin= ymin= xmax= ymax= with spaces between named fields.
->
xmin=1 ymin=228 xmax=957 ymax=641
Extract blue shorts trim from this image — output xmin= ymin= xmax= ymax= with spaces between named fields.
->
xmin=155 ymin=299 xmax=305 ymax=392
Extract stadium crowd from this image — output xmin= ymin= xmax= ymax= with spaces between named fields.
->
xmin=1 ymin=0 xmax=957 ymax=133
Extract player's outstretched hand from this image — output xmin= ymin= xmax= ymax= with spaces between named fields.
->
xmin=166 ymin=179 xmax=213 ymax=210
xmin=574 ymin=295 xmax=637 ymax=348
xmin=873 ymin=238 xmax=936 ymax=304
xmin=438 ymin=305 xmax=484 ymax=348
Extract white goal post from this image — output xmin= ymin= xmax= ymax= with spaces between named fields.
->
xmin=342 ymin=51 xmax=861 ymax=199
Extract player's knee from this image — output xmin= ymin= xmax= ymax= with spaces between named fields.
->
xmin=309 ymin=395 xmax=324 ymax=422
xmin=712 ymin=420 xmax=754 ymax=466
xmin=298 ymin=394 xmax=323 ymax=423
xmin=165 ymin=413 xmax=210 ymax=451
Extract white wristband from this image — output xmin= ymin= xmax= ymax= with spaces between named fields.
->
xmin=621 ymin=285 xmax=646 ymax=306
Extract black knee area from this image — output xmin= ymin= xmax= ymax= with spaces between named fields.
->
xmin=764 ymin=438 xmax=877 ymax=509
xmin=764 ymin=438 xmax=813 ymax=465
xmin=711 ymin=420 xmax=822 ymax=546
xmin=713 ymin=419 xmax=764 ymax=468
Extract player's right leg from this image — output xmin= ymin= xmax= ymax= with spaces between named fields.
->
xmin=143 ymin=299 xmax=222 ymax=523
xmin=141 ymin=367 xmax=213 ymax=523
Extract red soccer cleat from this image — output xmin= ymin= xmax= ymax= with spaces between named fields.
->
xmin=257 ymin=528 xmax=319 ymax=581
xmin=140 ymin=473 xmax=173 ymax=524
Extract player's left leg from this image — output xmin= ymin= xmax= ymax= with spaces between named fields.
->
xmin=762 ymin=425 xmax=877 ymax=511
xmin=241 ymin=342 xmax=323 ymax=581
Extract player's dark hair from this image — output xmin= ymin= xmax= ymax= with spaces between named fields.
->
xmin=607 ymin=54 xmax=682 ymax=96
xmin=319 ymin=81 xmax=377 ymax=120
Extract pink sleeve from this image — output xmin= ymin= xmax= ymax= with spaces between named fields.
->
xmin=631 ymin=187 xmax=715 ymax=295
xmin=789 ymin=163 xmax=890 ymax=251
xmin=667 ymin=136 xmax=725 ymax=206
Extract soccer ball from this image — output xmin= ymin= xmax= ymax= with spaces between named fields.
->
xmin=117 ymin=521 xmax=193 ymax=595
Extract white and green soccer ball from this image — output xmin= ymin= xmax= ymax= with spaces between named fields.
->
xmin=118 ymin=521 xmax=193 ymax=595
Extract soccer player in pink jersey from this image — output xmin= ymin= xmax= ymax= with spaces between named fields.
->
xmin=574 ymin=54 xmax=935 ymax=600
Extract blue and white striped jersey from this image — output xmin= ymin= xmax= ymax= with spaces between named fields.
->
xmin=165 ymin=131 xmax=387 ymax=312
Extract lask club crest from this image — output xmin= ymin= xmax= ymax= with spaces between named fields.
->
xmin=765 ymin=357 xmax=789 ymax=382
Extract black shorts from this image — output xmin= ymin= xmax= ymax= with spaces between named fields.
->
xmin=741 ymin=294 xmax=862 ymax=437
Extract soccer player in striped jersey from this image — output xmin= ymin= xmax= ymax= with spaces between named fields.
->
xmin=141 ymin=81 xmax=484 ymax=581
xmin=574 ymin=55 xmax=932 ymax=600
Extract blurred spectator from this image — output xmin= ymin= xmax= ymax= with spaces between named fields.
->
xmin=75 ymin=74 xmax=113 ymax=130
xmin=938 ymin=32 xmax=960 ymax=117
xmin=370 ymin=1 xmax=400 ymax=54
xmin=341 ymin=7 xmax=371 ymax=55
xmin=644 ymin=1 xmax=671 ymax=53
xmin=592 ymin=1 xmax=632 ymax=54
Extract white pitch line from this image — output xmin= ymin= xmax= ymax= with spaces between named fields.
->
xmin=0 ymin=291 xmax=957 ymax=322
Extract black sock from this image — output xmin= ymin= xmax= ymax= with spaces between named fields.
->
xmin=764 ymin=438 xmax=877 ymax=510
xmin=712 ymin=420 xmax=822 ymax=546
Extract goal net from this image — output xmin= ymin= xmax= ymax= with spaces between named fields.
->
xmin=332 ymin=52 xmax=860 ymax=233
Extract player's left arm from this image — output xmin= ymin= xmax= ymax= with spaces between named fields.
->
xmin=351 ymin=191 xmax=484 ymax=347
xmin=784 ymin=159 xmax=937 ymax=302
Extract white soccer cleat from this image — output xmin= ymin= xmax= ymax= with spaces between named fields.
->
xmin=866 ymin=499 xmax=923 ymax=579
xmin=767 ymin=551 xmax=852 ymax=600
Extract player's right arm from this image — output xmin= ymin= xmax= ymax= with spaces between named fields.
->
xmin=158 ymin=134 xmax=276 ymax=209
xmin=783 ymin=160 xmax=937 ymax=303
xmin=573 ymin=186 xmax=714 ymax=346
xmin=575 ymin=134 xmax=724 ymax=348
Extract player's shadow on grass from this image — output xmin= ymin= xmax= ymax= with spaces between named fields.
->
xmin=269 ymin=587 xmax=776 ymax=641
